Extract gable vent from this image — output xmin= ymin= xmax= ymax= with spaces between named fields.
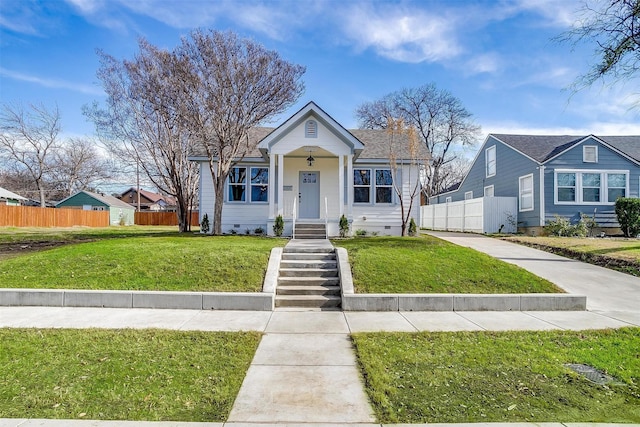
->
xmin=305 ymin=120 xmax=317 ymax=138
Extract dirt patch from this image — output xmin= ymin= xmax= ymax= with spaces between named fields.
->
xmin=0 ymin=241 xmax=81 ymax=260
xmin=504 ymin=238 xmax=640 ymax=277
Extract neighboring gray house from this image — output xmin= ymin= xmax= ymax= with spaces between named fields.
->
xmin=56 ymin=190 xmax=136 ymax=226
xmin=0 ymin=186 xmax=27 ymax=206
xmin=430 ymin=134 xmax=640 ymax=234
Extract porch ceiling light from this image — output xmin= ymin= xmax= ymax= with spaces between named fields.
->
xmin=306 ymin=154 xmax=315 ymax=166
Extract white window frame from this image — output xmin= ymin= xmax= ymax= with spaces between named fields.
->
xmin=484 ymin=185 xmax=494 ymax=197
xmin=227 ymin=166 xmax=269 ymax=204
xmin=519 ymin=174 xmax=534 ymax=212
xmin=354 ymin=168 xmax=394 ymax=205
xmin=485 ymin=145 xmax=496 ymax=177
xmin=554 ymin=169 xmax=629 ymax=205
xmin=583 ymin=145 xmax=598 ymax=163
xmin=445 ymin=196 xmax=452 ymax=203
xmin=464 ymin=191 xmax=473 ymax=200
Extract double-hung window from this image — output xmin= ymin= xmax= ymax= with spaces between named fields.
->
xmin=228 ymin=166 xmax=269 ymax=203
xmin=519 ymin=174 xmax=534 ymax=211
xmin=555 ymin=170 xmax=628 ymax=204
xmin=354 ymin=168 xmax=394 ymax=204
xmin=485 ymin=146 xmax=496 ymax=177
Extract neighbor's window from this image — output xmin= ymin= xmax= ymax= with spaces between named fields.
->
xmin=583 ymin=146 xmax=598 ymax=163
xmin=465 ymin=191 xmax=473 ymax=200
xmin=228 ymin=167 xmax=247 ymax=202
xmin=445 ymin=196 xmax=452 ymax=203
xmin=486 ymin=145 xmax=496 ymax=177
xmin=484 ymin=185 xmax=494 ymax=197
xmin=354 ymin=169 xmax=371 ymax=203
xmin=581 ymin=173 xmax=601 ymax=202
xmin=556 ymin=172 xmax=576 ymax=202
xmin=250 ymin=167 xmax=269 ymax=202
xmin=375 ymin=169 xmax=393 ymax=203
xmin=519 ymin=174 xmax=534 ymax=212
xmin=607 ymin=173 xmax=626 ymax=202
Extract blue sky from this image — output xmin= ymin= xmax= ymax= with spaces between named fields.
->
xmin=1 ymin=0 xmax=639 ymax=148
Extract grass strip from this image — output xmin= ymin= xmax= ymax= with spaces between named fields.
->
xmin=353 ymin=328 xmax=640 ymax=424
xmin=335 ymin=235 xmax=560 ymax=293
xmin=0 ymin=235 xmax=284 ymax=292
xmin=0 ymin=328 xmax=261 ymax=422
xmin=504 ymin=236 xmax=640 ymax=277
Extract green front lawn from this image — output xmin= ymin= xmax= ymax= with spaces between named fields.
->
xmin=353 ymin=328 xmax=640 ymax=424
xmin=335 ymin=236 xmax=560 ymax=293
xmin=0 ymin=235 xmax=284 ymax=292
xmin=0 ymin=329 xmax=261 ymax=422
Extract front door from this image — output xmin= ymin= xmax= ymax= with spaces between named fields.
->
xmin=299 ymin=171 xmax=320 ymax=218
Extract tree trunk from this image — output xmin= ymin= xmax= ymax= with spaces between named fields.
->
xmin=37 ymin=179 xmax=46 ymax=208
xmin=176 ymin=198 xmax=189 ymax=233
xmin=213 ymin=178 xmax=225 ymax=235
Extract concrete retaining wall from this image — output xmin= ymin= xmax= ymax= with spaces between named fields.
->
xmin=0 ymin=289 xmax=274 ymax=311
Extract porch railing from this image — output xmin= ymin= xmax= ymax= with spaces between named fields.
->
xmin=324 ymin=197 xmax=328 ymax=239
xmin=292 ymin=197 xmax=297 ymax=239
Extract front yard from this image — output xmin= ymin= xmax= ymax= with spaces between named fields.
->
xmin=503 ymin=235 xmax=640 ymax=276
xmin=336 ymin=236 xmax=561 ymax=294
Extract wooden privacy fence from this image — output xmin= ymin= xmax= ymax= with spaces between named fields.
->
xmin=0 ymin=205 xmax=109 ymax=227
xmin=135 ymin=211 xmax=199 ymax=226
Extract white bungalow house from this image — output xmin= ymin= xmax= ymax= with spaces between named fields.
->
xmin=191 ymin=102 xmax=427 ymax=237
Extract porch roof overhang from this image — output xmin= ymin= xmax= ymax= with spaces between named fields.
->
xmin=258 ymin=101 xmax=364 ymax=160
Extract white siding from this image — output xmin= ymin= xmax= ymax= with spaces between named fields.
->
xmin=270 ymin=115 xmax=352 ymax=156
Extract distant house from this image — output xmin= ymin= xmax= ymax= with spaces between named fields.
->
xmin=56 ymin=190 xmax=135 ymax=226
xmin=119 ymin=188 xmax=177 ymax=211
xmin=430 ymin=134 xmax=640 ymax=234
xmin=0 ymin=186 xmax=27 ymax=206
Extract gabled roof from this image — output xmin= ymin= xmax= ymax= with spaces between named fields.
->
xmin=490 ymin=134 xmax=640 ymax=164
xmin=57 ymin=190 xmax=134 ymax=209
xmin=0 ymin=186 xmax=27 ymax=201
xmin=121 ymin=187 xmax=176 ymax=205
xmin=258 ymin=101 xmax=365 ymax=158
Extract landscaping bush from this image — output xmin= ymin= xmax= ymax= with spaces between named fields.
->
xmin=273 ymin=215 xmax=284 ymax=237
xmin=615 ymin=198 xmax=640 ymax=238
xmin=339 ymin=214 xmax=349 ymax=237
xmin=544 ymin=215 xmax=589 ymax=237
xmin=200 ymin=214 xmax=210 ymax=234
xmin=408 ymin=218 xmax=417 ymax=236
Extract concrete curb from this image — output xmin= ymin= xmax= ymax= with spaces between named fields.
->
xmin=335 ymin=247 xmax=587 ymax=312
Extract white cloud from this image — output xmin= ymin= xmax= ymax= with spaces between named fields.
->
xmin=0 ymin=67 xmax=104 ymax=96
xmin=65 ymin=0 xmax=105 ymax=14
xmin=466 ymin=53 xmax=501 ymax=75
xmin=509 ymin=0 xmax=579 ymax=28
xmin=482 ymin=119 xmax=640 ymax=136
xmin=341 ymin=3 xmax=461 ymax=63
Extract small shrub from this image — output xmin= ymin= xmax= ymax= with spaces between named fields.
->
xmin=615 ymin=198 xmax=640 ymax=237
xmin=118 ymin=214 xmax=126 ymax=227
xmin=370 ymin=231 xmax=379 ymax=236
xmin=273 ymin=215 xmax=284 ymax=237
xmin=408 ymin=218 xmax=417 ymax=236
xmin=245 ymin=228 xmax=251 ymax=235
xmin=339 ymin=214 xmax=349 ymax=237
xmin=229 ymin=228 xmax=238 ymax=235
xmin=254 ymin=227 xmax=264 ymax=235
xmin=355 ymin=229 xmax=367 ymax=237
xmin=544 ymin=215 xmax=590 ymax=237
xmin=200 ymin=214 xmax=210 ymax=234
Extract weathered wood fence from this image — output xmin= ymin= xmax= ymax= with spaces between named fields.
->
xmin=134 ymin=211 xmax=199 ymax=226
xmin=0 ymin=205 xmax=109 ymax=227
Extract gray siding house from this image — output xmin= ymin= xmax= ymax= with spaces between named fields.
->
xmin=430 ymin=134 xmax=640 ymax=233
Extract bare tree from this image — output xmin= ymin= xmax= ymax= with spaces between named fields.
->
xmin=0 ymin=103 xmax=61 ymax=207
xmin=434 ymin=156 xmax=472 ymax=195
xmin=85 ymin=41 xmax=200 ymax=232
xmin=386 ymin=118 xmax=427 ymax=236
xmin=51 ymin=137 xmax=111 ymax=197
xmin=174 ymin=30 xmax=305 ymax=234
xmin=356 ymin=83 xmax=480 ymax=200
xmin=558 ymin=0 xmax=639 ymax=97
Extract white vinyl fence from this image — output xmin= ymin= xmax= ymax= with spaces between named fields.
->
xmin=421 ymin=197 xmax=518 ymax=233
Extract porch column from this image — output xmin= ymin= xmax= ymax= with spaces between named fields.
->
xmin=277 ymin=154 xmax=284 ymax=216
xmin=338 ymin=154 xmax=344 ymax=217
xmin=268 ymin=152 xmax=275 ymax=218
xmin=347 ymin=154 xmax=353 ymax=218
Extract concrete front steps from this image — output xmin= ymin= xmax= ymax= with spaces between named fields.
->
xmin=276 ymin=245 xmax=341 ymax=309
xmin=294 ymin=222 xmax=327 ymax=239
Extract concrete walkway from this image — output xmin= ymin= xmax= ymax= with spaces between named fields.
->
xmin=2 ymin=233 xmax=639 ymax=426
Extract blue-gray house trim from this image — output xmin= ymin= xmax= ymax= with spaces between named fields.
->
xmin=430 ymin=134 xmax=640 ymax=231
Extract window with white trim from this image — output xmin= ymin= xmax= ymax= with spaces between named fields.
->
xmin=484 ymin=185 xmax=494 ymax=197
xmin=465 ymin=191 xmax=473 ymax=200
xmin=519 ymin=174 xmax=534 ymax=212
xmin=583 ymin=146 xmax=598 ymax=163
xmin=554 ymin=170 xmax=628 ymax=204
xmin=445 ymin=196 xmax=452 ymax=203
xmin=228 ymin=167 xmax=269 ymax=203
xmin=354 ymin=168 xmax=393 ymax=204
xmin=485 ymin=145 xmax=496 ymax=177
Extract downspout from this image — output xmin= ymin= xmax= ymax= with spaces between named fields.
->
xmin=539 ymin=165 xmax=546 ymax=227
